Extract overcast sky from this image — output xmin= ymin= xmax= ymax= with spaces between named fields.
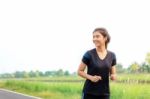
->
xmin=0 ymin=0 xmax=150 ymax=73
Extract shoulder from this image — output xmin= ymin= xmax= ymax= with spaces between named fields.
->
xmin=83 ymin=48 xmax=95 ymax=57
xmin=108 ymin=51 xmax=115 ymax=55
xmin=107 ymin=50 xmax=116 ymax=58
xmin=88 ymin=48 xmax=96 ymax=54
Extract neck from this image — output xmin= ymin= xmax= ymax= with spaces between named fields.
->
xmin=96 ymin=46 xmax=107 ymax=53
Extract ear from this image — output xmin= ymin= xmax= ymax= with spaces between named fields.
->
xmin=104 ymin=37 xmax=107 ymax=42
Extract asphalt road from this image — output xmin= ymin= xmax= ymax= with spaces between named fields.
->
xmin=0 ymin=89 xmax=41 ymax=99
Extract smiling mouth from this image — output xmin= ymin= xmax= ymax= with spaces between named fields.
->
xmin=93 ymin=41 xmax=99 ymax=43
xmin=94 ymin=42 xmax=99 ymax=45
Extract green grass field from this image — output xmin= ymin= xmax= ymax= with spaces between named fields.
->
xmin=0 ymin=74 xmax=150 ymax=99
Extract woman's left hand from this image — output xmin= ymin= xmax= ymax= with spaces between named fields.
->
xmin=110 ymin=74 xmax=117 ymax=81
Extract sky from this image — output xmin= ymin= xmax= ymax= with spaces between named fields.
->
xmin=0 ymin=0 xmax=150 ymax=73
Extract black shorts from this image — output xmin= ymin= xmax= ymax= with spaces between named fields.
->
xmin=82 ymin=93 xmax=110 ymax=99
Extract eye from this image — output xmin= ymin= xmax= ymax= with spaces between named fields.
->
xmin=93 ymin=35 xmax=99 ymax=39
xmin=93 ymin=35 xmax=100 ymax=39
xmin=96 ymin=35 xmax=100 ymax=38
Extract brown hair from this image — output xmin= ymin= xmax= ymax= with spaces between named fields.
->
xmin=93 ymin=27 xmax=111 ymax=48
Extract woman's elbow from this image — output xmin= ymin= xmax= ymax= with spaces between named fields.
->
xmin=77 ymin=70 xmax=81 ymax=76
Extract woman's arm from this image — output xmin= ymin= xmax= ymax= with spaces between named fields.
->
xmin=77 ymin=62 xmax=102 ymax=82
xmin=110 ymin=66 xmax=117 ymax=81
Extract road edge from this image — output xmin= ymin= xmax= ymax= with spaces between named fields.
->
xmin=0 ymin=88 xmax=42 ymax=99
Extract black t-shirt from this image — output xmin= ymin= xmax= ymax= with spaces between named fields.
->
xmin=82 ymin=48 xmax=116 ymax=96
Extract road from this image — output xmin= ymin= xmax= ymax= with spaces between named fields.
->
xmin=0 ymin=89 xmax=41 ymax=99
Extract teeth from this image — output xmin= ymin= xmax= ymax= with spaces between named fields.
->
xmin=94 ymin=42 xmax=98 ymax=43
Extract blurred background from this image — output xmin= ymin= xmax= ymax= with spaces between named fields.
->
xmin=0 ymin=0 xmax=150 ymax=99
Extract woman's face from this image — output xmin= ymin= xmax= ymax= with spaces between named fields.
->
xmin=93 ymin=31 xmax=106 ymax=47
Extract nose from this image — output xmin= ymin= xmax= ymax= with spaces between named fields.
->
xmin=93 ymin=36 xmax=97 ymax=41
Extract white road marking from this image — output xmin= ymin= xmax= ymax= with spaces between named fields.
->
xmin=0 ymin=88 xmax=42 ymax=99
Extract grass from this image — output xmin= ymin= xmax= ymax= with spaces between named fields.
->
xmin=117 ymin=73 xmax=150 ymax=81
xmin=0 ymin=80 xmax=83 ymax=99
xmin=0 ymin=74 xmax=150 ymax=99
xmin=110 ymin=82 xmax=150 ymax=99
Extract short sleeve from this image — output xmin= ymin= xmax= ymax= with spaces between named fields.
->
xmin=82 ymin=51 xmax=91 ymax=65
xmin=111 ymin=52 xmax=117 ymax=66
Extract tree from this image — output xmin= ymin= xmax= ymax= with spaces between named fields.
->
xmin=0 ymin=73 xmax=14 ymax=78
xmin=14 ymin=71 xmax=24 ymax=78
xmin=128 ymin=62 xmax=140 ymax=73
xmin=45 ymin=71 xmax=55 ymax=77
xmin=116 ymin=63 xmax=124 ymax=73
xmin=145 ymin=52 xmax=150 ymax=64
xmin=64 ymin=70 xmax=70 ymax=76
xmin=29 ymin=71 xmax=36 ymax=77
xmin=22 ymin=71 xmax=29 ymax=78
xmin=145 ymin=52 xmax=150 ymax=73
xmin=138 ymin=62 xmax=149 ymax=73
xmin=56 ymin=69 xmax=64 ymax=76
xmin=38 ymin=71 xmax=44 ymax=77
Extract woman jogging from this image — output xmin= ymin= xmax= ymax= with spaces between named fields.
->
xmin=77 ymin=27 xmax=117 ymax=99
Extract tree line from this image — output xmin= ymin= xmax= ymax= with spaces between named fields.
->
xmin=0 ymin=69 xmax=76 ymax=78
xmin=116 ymin=52 xmax=150 ymax=73
xmin=0 ymin=52 xmax=150 ymax=78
